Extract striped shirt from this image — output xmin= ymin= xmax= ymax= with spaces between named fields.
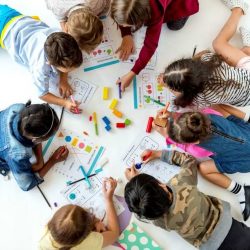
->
xmin=194 ymin=52 xmax=250 ymax=108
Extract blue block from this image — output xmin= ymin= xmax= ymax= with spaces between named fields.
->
xmin=102 ymin=116 xmax=111 ymax=125
xmin=105 ymin=125 xmax=112 ymax=131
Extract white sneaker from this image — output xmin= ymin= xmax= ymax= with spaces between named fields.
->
xmin=240 ymin=26 xmax=250 ymax=46
xmin=221 ymin=0 xmax=249 ymax=14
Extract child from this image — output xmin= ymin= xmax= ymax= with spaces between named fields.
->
xmin=45 ymin=0 xmax=132 ymax=54
xmin=124 ymin=150 xmax=250 ymax=250
xmin=0 ymin=101 xmax=69 ymax=191
xmin=39 ymin=177 xmax=120 ymax=250
xmin=0 ymin=5 xmax=83 ymax=113
xmin=162 ymin=0 xmax=250 ymax=109
xmin=153 ymin=105 xmax=250 ymax=221
xmin=110 ymin=0 xmax=199 ymax=91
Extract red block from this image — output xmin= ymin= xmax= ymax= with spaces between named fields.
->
xmin=116 ymin=123 xmax=126 ymax=128
xmin=146 ymin=117 xmax=154 ymax=133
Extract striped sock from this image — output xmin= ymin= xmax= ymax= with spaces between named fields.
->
xmin=227 ymin=180 xmax=245 ymax=211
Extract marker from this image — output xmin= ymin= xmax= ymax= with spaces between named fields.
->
xmin=56 ymin=146 xmax=66 ymax=160
xmin=37 ymin=185 xmax=51 ymax=208
xmin=135 ymin=151 xmax=153 ymax=170
xmin=146 ymin=117 xmax=154 ymax=133
xmin=93 ymin=112 xmax=99 ymax=136
xmin=70 ymin=95 xmax=80 ymax=114
xmin=118 ymin=80 xmax=122 ymax=99
xmin=67 ymin=173 xmax=97 ymax=186
xmin=159 ymin=101 xmax=170 ymax=119
xmin=144 ymin=95 xmax=165 ymax=107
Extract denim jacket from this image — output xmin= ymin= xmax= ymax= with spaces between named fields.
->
xmin=0 ymin=104 xmax=43 ymax=191
xmin=199 ymin=114 xmax=250 ymax=174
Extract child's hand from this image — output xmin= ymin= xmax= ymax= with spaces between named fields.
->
xmin=152 ymin=121 xmax=168 ymax=137
xmin=116 ymin=35 xmax=135 ymax=61
xmin=125 ymin=165 xmax=139 ymax=181
xmin=140 ymin=150 xmax=161 ymax=163
xmin=50 ymin=146 xmax=69 ymax=164
xmin=117 ymin=71 xmax=136 ymax=92
xmin=102 ymin=177 xmax=117 ymax=201
xmin=63 ymin=99 xmax=82 ymax=114
xmin=94 ymin=220 xmax=107 ymax=233
xmin=157 ymin=106 xmax=171 ymax=119
xmin=59 ymin=80 xmax=73 ymax=98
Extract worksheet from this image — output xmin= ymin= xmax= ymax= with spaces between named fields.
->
xmin=82 ymin=17 xmax=119 ymax=72
xmin=133 ymin=69 xmax=174 ymax=109
xmin=122 ymin=134 xmax=180 ymax=183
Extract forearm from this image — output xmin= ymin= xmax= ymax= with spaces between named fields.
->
xmin=31 ymin=144 xmax=44 ymax=172
xmin=38 ymin=159 xmax=55 ymax=178
xmin=213 ymin=104 xmax=246 ymax=119
xmin=105 ymin=199 xmax=119 ymax=234
xmin=40 ymin=93 xmax=66 ymax=107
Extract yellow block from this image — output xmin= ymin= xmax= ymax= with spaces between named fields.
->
xmin=109 ymin=99 xmax=118 ymax=110
xmin=112 ymin=109 xmax=123 ymax=118
xmin=71 ymin=137 xmax=78 ymax=147
xmin=102 ymin=87 xmax=109 ymax=100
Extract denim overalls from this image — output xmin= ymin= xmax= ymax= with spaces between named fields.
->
xmin=0 ymin=104 xmax=43 ymax=191
xmin=199 ymin=114 xmax=250 ymax=174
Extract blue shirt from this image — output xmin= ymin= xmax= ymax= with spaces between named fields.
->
xmin=0 ymin=104 xmax=43 ymax=191
xmin=3 ymin=16 xmax=60 ymax=97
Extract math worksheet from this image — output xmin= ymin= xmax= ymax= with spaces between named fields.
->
xmin=122 ymin=134 xmax=180 ymax=183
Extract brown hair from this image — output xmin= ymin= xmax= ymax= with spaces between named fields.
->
xmin=168 ymin=112 xmax=211 ymax=143
xmin=48 ymin=205 xmax=94 ymax=250
xmin=67 ymin=8 xmax=103 ymax=53
xmin=111 ymin=0 xmax=151 ymax=32
xmin=44 ymin=32 xmax=83 ymax=68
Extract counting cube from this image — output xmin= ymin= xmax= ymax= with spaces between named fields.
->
xmin=102 ymin=87 xmax=109 ymax=100
xmin=113 ymin=109 xmax=123 ymax=118
xmin=109 ymin=99 xmax=118 ymax=110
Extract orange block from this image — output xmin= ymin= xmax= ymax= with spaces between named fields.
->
xmin=112 ymin=109 xmax=123 ymax=118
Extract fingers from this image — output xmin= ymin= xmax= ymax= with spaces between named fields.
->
xmin=140 ymin=150 xmax=152 ymax=161
xmin=115 ymin=46 xmax=121 ymax=54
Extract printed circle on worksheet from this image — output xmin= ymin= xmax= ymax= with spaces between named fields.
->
xmin=140 ymin=236 xmax=148 ymax=245
xmin=65 ymin=136 xmax=71 ymax=142
xmin=128 ymin=234 xmax=136 ymax=242
xmin=78 ymin=142 xmax=85 ymax=149
xmin=69 ymin=193 xmax=76 ymax=200
xmin=119 ymin=233 xmax=125 ymax=240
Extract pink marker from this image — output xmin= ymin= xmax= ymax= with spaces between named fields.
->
xmin=70 ymin=95 xmax=79 ymax=114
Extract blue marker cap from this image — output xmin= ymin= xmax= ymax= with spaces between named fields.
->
xmin=135 ymin=162 xmax=143 ymax=169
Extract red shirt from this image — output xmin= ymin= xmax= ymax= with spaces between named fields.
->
xmin=120 ymin=0 xmax=199 ymax=74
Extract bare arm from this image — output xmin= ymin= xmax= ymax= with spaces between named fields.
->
xmin=32 ymin=144 xmax=44 ymax=172
xmin=101 ymin=178 xmax=120 ymax=247
xmin=212 ymin=104 xmax=246 ymax=119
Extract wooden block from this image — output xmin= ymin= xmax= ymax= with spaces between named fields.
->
xmin=116 ymin=123 xmax=126 ymax=128
xmin=109 ymin=99 xmax=118 ymax=110
xmin=154 ymin=116 xmax=168 ymax=127
xmin=124 ymin=118 xmax=131 ymax=126
xmin=112 ymin=109 xmax=123 ymax=118
xmin=102 ymin=87 xmax=109 ymax=100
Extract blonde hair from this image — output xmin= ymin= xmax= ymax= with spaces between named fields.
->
xmin=67 ymin=8 xmax=103 ymax=53
xmin=48 ymin=205 xmax=94 ymax=250
xmin=111 ymin=0 xmax=151 ymax=32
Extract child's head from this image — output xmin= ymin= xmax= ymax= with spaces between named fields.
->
xmin=111 ymin=0 xmax=151 ymax=32
xmin=48 ymin=205 xmax=94 ymax=248
xmin=168 ymin=112 xmax=211 ymax=143
xmin=20 ymin=101 xmax=59 ymax=143
xmin=66 ymin=8 xmax=103 ymax=53
xmin=163 ymin=54 xmax=223 ymax=107
xmin=125 ymin=174 xmax=172 ymax=220
xmin=44 ymin=32 xmax=83 ymax=71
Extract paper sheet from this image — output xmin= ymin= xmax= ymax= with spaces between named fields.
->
xmin=82 ymin=17 xmax=119 ymax=71
xmin=122 ymin=134 xmax=180 ymax=183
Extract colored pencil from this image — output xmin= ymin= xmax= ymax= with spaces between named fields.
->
xmin=93 ymin=112 xmax=99 ymax=135
xmin=80 ymin=165 xmax=92 ymax=188
xmin=144 ymin=95 xmax=165 ymax=106
xmin=37 ymin=185 xmax=51 ymax=208
xmin=67 ymin=173 xmax=97 ymax=186
xmin=70 ymin=95 xmax=80 ymax=114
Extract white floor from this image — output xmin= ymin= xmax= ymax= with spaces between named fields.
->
xmin=1 ymin=0 xmax=250 ymax=250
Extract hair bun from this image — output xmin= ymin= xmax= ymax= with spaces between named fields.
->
xmin=187 ymin=113 xmax=203 ymax=133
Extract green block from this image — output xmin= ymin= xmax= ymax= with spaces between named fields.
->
xmin=125 ymin=118 xmax=131 ymax=126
